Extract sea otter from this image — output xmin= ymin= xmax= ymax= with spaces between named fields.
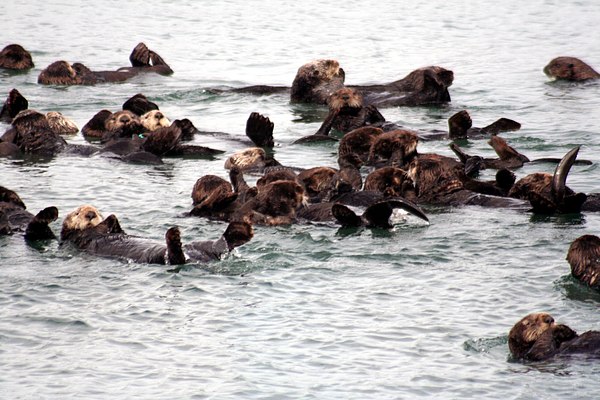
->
xmin=566 ymin=235 xmax=600 ymax=289
xmin=38 ymin=43 xmax=173 ymax=85
xmin=0 ymin=109 xmax=95 ymax=157
xmin=367 ymin=129 xmax=420 ymax=167
xmin=140 ymin=110 xmax=170 ymax=132
xmin=294 ymin=87 xmax=387 ymax=143
xmin=0 ymin=186 xmax=58 ymax=240
xmin=0 ymin=44 xmax=34 ymax=70
xmin=508 ymin=312 xmax=600 ymax=361
xmin=544 ymin=57 xmax=600 ymax=81
xmin=60 ymin=205 xmax=253 ymax=265
xmin=291 ymin=60 xmax=454 ymax=107
xmin=233 ymin=59 xmax=453 ymax=107
xmin=441 ymin=110 xmax=521 ymax=140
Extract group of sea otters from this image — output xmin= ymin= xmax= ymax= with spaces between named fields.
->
xmin=1 ymin=43 xmax=600 ymax=362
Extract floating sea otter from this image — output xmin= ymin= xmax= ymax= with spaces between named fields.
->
xmin=508 ymin=312 xmax=600 ymax=361
xmin=0 ymin=186 xmax=58 ymax=240
xmin=38 ymin=43 xmax=173 ymax=85
xmin=544 ymin=57 xmax=600 ymax=81
xmin=60 ymin=205 xmax=253 ymax=265
xmin=232 ymin=59 xmax=453 ymax=107
xmin=0 ymin=44 xmax=34 ymax=70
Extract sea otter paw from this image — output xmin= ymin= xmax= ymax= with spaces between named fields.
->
xmin=245 ymin=112 xmax=274 ymax=148
xmin=129 ymin=42 xmax=151 ymax=67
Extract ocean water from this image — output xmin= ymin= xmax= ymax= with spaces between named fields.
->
xmin=2 ymin=1 xmax=600 ymax=399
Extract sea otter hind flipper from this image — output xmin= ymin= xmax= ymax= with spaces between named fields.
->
xmin=293 ymin=134 xmax=339 ymax=145
xmin=24 ymin=206 xmax=59 ymax=241
xmin=332 ymin=204 xmax=363 ymax=227
xmin=551 ymin=146 xmax=580 ymax=204
xmin=122 ymin=93 xmax=159 ymax=116
xmin=481 ymin=118 xmax=521 ymax=135
xmin=246 ymin=112 xmax=274 ymax=148
xmin=0 ymin=88 xmax=29 ymax=122
xmin=223 ymin=220 xmax=254 ymax=251
xmin=129 ymin=43 xmax=150 ymax=67
xmin=384 ymin=199 xmax=429 ymax=223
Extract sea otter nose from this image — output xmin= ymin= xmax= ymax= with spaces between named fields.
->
xmin=120 ymin=117 xmax=130 ymax=124
xmin=155 ymin=112 xmax=163 ymax=119
xmin=342 ymin=95 xmax=350 ymax=101
xmin=85 ymin=211 xmax=97 ymax=220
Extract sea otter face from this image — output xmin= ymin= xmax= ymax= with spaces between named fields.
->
xmin=259 ymin=180 xmax=307 ymax=216
xmin=368 ymin=129 xmax=419 ymax=165
xmin=508 ymin=312 xmax=556 ymax=358
xmin=140 ymin=110 xmax=170 ymax=132
xmin=224 ymin=147 xmax=266 ymax=171
xmin=290 ymin=59 xmax=346 ymax=104
xmin=62 ymin=205 xmax=103 ymax=232
xmin=328 ymin=87 xmax=363 ymax=111
xmin=543 ymin=57 xmax=600 ymax=81
xmin=0 ymin=44 xmax=34 ymax=70
xmin=45 ymin=111 xmax=79 ymax=135
xmin=105 ymin=110 xmax=140 ymax=132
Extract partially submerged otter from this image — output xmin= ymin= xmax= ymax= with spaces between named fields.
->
xmin=544 ymin=57 xmax=600 ymax=81
xmin=0 ymin=44 xmax=34 ymax=70
xmin=566 ymin=235 xmax=600 ymax=289
xmin=234 ymin=59 xmax=453 ymax=107
xmin=0 ymin=186 xmax=58 ymax=240
xmin=61 ymin=205 xmax=253 ymax=265
xmin=38 ymin=43 xmax=173 ymax=85
xmin=508 ymin=312 xmax=600 ymax=361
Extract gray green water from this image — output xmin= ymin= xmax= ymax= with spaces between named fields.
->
xmin=1 ymin=1 xmax=600 ymax=398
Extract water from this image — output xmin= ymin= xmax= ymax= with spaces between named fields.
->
xmin=2 ymin=1 xmax=600 ymax=398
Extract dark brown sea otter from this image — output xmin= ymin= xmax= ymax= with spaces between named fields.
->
xmin=235 ymin=59 xmax=453 ymax=107
xmin=0 ymin=44 xmax=34 ymax=70
xmin=566 ymin=235 xmax=600 ymax=289
xmin=38 ymin=43 xmax=173 ymax=85
xmin=544 ymin=57 xmax=600 ymax=81
xmin=509 ymin=312 xmax=600 ymax=361
xmin=0 ymin=186 xmax=58 ymax=240
xmin=61 ymin=205 xmax=253 ymax=265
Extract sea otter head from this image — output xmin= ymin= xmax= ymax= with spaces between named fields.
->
xmin=290 ymin=59 xmax=346 ymax=104
xmin=140 ymin=110 xmax=170 ymax=132
xmin=566 ymin=234 xmax=600 ymax=288
xmin=61 ymin=205 xmax=103 ymax=235
xmin=224 ymin=147 xmax=267 ymax=171
xmin=0 ymin=44 xmax=34 ymax=70
xmin=104 ymin=110 xmax=143 ymax=134
xmin=38 ymin=61 xmax=94 ymax=85
xmin=257 ymin=179 xmax=307 ymax=217
xmin=508 ymin=312 xmax=556 ymax=359
xmin=191 ymin=175 xmax=235 ymax=207
xmin=45 ymin=111 xmax=79 ymax=135
xmin=0 ymin=186 xmax=26 ymax=209
xmin=543 ymin=57 xmax=600 ymax=81
xmin=328 ymin=87 xmax=363 ymax=111
xmin=367 ymin=129 xmax=419 ymax=167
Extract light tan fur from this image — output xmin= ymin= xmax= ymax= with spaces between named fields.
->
xmin=140 ymin=110 xmax=170 ymax=131
xmin=62 ymin=205 xmax=103 ymax=232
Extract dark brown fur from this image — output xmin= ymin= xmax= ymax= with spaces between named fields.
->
xmin=544 ymin=57 xmax=600 ymax=81
xmin=367 ymin=129 xmax=419 ymax=167
xmin=38 ymin=43 xmax=173 ymax=85
xmin=566 ymin=235 xmax=600 ymax=288
xmin=0 ymin=88 xmax=29 ymax=122
xmin=0 ymin=44 xmax=34 ymax=70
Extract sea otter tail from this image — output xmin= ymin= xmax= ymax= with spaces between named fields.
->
xmin=24 ymin=206 xmax=59 ymax=241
